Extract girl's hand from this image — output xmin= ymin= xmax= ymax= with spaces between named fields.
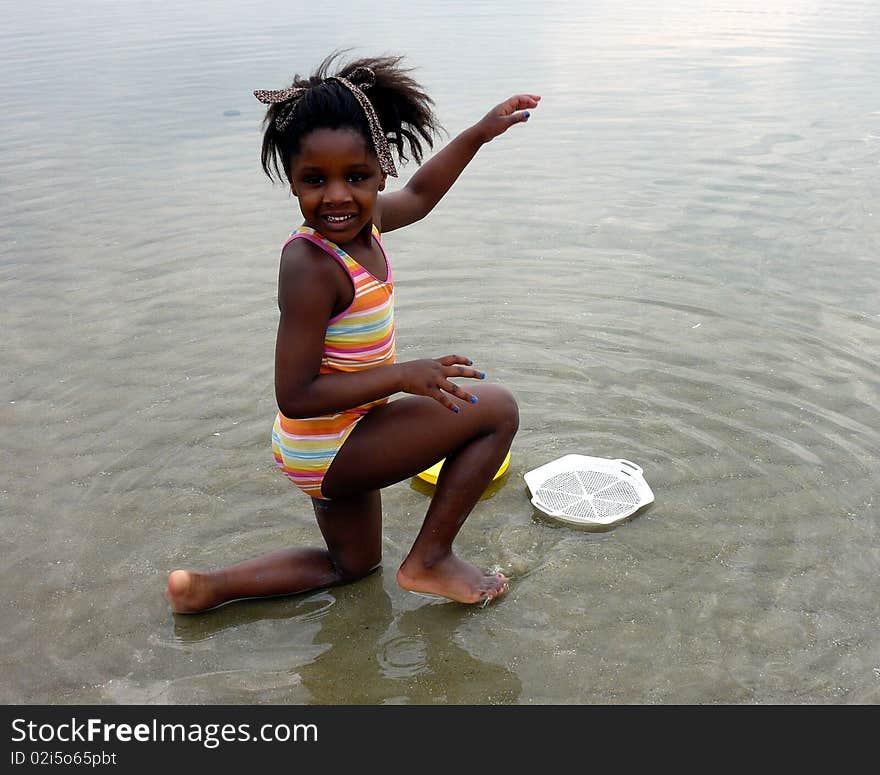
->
xmin=476 ymin=94 xmax=541 ymax=143
xmin=399 ymin=355 xmax=486 ymax=413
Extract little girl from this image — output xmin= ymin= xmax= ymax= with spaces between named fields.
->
xmin=166 ymin=53 xmax=539 ymax=612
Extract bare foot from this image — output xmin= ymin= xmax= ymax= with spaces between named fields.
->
xmin=165 ymin=569 xmax=225 ymax=614
xmin=397 ymin=553 xmax=508 ymax=604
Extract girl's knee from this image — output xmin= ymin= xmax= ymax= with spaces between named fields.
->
xmin=473 ymin=383 xmax=519 ymax=435
xmin=313 ymin=491 xmax=382 ymax=579
xmin=333 ymin=551 xmax=381 ymax=583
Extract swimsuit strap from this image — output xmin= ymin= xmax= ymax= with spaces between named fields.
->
xmin=285 ymin=226 xmax=391 ymax=285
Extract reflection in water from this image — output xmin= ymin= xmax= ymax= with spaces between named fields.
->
xmin=169 ymin=590 xmax=338 ymax=645
xmin=160 ymin=571 xmax=520 ymax=704
xmin=300 ymin=578 xmax=521 ymax=704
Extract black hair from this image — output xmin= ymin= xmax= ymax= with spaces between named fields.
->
xmin=259 ymin=52 xmax=442 ymax=185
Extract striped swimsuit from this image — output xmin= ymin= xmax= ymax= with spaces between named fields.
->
xmin=272 ymin=224 xmax=395 ymax=499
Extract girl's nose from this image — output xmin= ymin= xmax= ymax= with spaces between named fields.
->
xmin=324 ymin=180 xmax=352 ymax=204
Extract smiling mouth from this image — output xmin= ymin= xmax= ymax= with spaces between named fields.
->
xmin=322 ymin=214 xmax=356 ymax=224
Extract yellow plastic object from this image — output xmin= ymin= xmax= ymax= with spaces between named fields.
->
xmin=417 ymin=450 xmax=511 ymax=486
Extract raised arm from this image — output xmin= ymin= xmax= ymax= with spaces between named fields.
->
xmin=377 ymin=94 xmax=541 ymax=233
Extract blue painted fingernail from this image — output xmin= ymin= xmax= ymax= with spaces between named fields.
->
xmin=480 ymin=372 xmax=486 ymax=379
xmin=524 ymin=111 xmax=530 ymax=118
xmin=471 ymin=396 xmax=478 ymax=403
xmin=454 ymin=406 xmax=460 ymax=413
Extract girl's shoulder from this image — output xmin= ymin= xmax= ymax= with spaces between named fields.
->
xmin=278 ymin=227 xmax=357 ymax=308
xmin=282 ymin=224 xmax=321 ymax=253
xmin=279 ymin=228 xmax=339 ymax=285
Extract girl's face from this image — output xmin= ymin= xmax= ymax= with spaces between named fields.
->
xmin=289 ymin=127 xmax=386 ymax=243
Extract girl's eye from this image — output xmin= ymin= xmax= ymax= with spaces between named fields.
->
xmin=348 ymin=173 xmax=367 ymax=183
xmin=303 ymin=176 xmax=324 ymax=185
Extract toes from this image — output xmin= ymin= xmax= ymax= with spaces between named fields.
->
xmin=478 ymin=573 xmax=509 ymax=605
xmin=165 ymin=570 xmax=201 ymax=612
xmin=167 ymin=569 xmax=191 ymax=594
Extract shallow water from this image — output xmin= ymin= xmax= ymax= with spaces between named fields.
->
xmin=2 ymin=0 xmax=878 ymax=704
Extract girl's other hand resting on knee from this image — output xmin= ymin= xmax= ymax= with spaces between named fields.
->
xmin=399 ymin=354 xmax=487 ymax=413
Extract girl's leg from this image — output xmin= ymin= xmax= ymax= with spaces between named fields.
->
xmin=165 ymin=490 xmax=382 ymax=613
xmin=321 ymin=383 xmax=519 ymax=604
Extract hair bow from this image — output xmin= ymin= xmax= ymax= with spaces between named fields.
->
xmin=254 ymin=66 xmax=397 ymax=176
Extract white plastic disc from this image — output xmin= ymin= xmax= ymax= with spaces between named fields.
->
xmin=524 ymin=455 xmax=654 ymax=526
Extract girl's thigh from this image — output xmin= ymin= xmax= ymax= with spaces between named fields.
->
xmin=321 ymin=383 xmax=518 ymax=500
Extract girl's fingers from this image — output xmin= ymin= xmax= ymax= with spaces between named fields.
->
xmin=501 ymin=94 xmax=541 ymax=114
xmin=436 ymin=356 xmax=486 ymax=380
xmin=443 ymin=365 xmax=486 ymax=380
xmin=498 ymin=97 xmax=539 ymax=129
xmin=438 ymin=354 xmax=473 ymax=367
xmin=439 ymin=379 xmax=477 ymax=405
xmin=432 ymin=389 xmax=460 ymax=413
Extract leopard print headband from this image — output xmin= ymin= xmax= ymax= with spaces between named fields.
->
xmin=254 ymin=66 xmax=398 ymax=177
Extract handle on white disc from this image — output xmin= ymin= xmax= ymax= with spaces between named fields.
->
xmin=615 ymin=459 xmax=643 ymax=476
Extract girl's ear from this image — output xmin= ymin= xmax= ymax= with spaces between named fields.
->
xmin=290 ymin=183 xmax=298 ymax=198
xmin=379 ymin=174 xmax=387 ymax=192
